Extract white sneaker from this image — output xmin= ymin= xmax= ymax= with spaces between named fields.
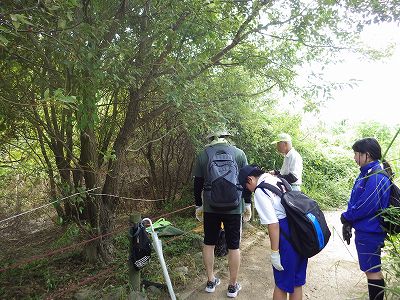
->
xmin=227 ymin=282 xmax=242 ymax=298
xmin=205 ymin=277 xmax=221 ymax=293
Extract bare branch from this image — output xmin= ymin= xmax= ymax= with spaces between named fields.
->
xmin=127 ymin=124 xmax=182 ymax=152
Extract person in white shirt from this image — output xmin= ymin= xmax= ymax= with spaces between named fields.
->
xmin=238 ymin=165 xmax=308 ymax=300
xmin=269 ymin=133 xmax=303 ymax=191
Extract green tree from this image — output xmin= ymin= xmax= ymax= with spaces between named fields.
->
xmin=1 ymin=0 xmax=399 ymax=263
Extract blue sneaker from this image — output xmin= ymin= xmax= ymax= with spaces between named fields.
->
xmin=227 ymin=282 xmax=241 ymax=298
xmin=205 ymin=277 xmax=220 ymax=293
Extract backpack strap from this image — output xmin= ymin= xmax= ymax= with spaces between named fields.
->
xmin=363 ymin=169 xmax=392 ymax=187
xmin=256 ymin=177 xmax=292 ymax=196
xmin=255 ymin=181 xmax=293 ymax=245
xmin=364 ymin=168 xmax=390 ymax=180
xmin=362 ymin=169 xmax=393 ymax=211
xmin=130 ymin=222 xmax=143 ymax=238
xmin=372 ymin=169 xmax=391 ymax=180
xmin=204 ymin=145 xmax=218 ymax=163
xmin=256 ymin=182 xmax=284 ymax=197
xmin=276 ymin=177 xmax=293 ymax=192
xmin=204 ymin=146 xmax=219 ymax=189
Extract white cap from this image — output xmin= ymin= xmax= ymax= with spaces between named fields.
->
xmin=271 ymin=133 xmax=292 ymax=144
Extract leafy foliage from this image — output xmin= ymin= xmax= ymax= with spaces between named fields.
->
xmin=0 ymin=0 xmax=399 ymax=272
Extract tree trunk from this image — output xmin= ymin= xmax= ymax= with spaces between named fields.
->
xmin=93 ymin=89 xmax=141 ymax=262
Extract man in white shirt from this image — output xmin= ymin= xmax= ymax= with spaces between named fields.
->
xmin=269 ymin=133 xmax=303 ymax=191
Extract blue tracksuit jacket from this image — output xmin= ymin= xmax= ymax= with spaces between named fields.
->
xmin=342 ymin=161 xmax=391 ymax=233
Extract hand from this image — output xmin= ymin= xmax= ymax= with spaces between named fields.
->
xmin=270 ymin=251 xmax=284 ymax=271
xmin=195 ymin=206 xmax=203 ymax=222
xmin=342 ymin=223 xmax=352 ymax=245
xmin=268 ymin=170 xmax=275 ymax=175
xmin=340 ymin=214 xmax=352 ymax=245
xmin=243 ymin=204 xmax=251 ymax=222
xmin=340 ymin=214 xmax=350 ymax=225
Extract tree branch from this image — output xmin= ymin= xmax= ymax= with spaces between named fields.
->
xmin=188 ymin=1 xmax=267 ymax=80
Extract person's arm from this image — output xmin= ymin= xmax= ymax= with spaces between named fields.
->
xmin=237 ymin=149 xmax=248 ymax=169
xmin=278 ymin=173 xmax=298 ymax=184
xmin=194 ymin=176 xmax=204 ymax=207
xmin=343 ymin=174 xmax=391 ymax=222
xmin=253 ymin=189 xmax=279 ymax=225
xmin=237 ymin=150 xmax=251 ymax=205
xmin=269 ymin=169 xmax=280 ymax=176
xmin=286 ymin=152 xmax=302 ymax=183
xmin=267 ymin=222 xmax=280 ymax=251
xmin=268 ymin=222 xmax=284 ymax=271
xmin=242 ymin=188 xmax=252 ymax=204
xmin=192 ymin=151 xmax=206 ymax=206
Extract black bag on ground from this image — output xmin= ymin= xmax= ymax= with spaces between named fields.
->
xmin=203 ymin=145 xmax=242 ymax=211
xmin=214 ymin=229 xmax=228 ymax=257
xmin=256 ymin=179 xmax=331 ymax=258
xmin=365 ymin=170 xmax=400 ymax=235
xmin=129 ymin=222 xmax=152 ymax=270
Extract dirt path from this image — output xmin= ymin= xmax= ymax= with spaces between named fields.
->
xmin=179 ymin=211 xmax=368 ymax=300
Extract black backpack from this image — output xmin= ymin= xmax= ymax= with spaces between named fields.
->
xmin=203 ymin=145 xmax=242 ymax=210
xmin=129 ymin=222 xmax=152 ymax=270
xmin=214 ymin=229 xmax=228 ymax=257
xmin=256 ymin=179 xmax=331 ymax=258
xmin=364 ymin=170 xmax=400 ymax=235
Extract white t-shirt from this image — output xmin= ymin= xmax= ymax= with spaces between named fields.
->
xmin=280 ymin=147 xmax=303 ymax=185
xmin=254 ymin=173 xmax=286 ymax=225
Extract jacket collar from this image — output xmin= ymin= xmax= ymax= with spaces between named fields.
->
xmin=360 ymin=160 xmax=381 ymax=174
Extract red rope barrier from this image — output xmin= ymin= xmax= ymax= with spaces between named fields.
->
xmin=0 ymin=204 xmax=195 ymax=273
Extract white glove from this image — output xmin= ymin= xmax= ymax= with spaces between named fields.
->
xmin=270 ymin=251 xmax=284 ymax=271
xmin=195 ymin=206 xmax=203 ymax=222
xmin=243 ymin=204 xmax=251 ymax=222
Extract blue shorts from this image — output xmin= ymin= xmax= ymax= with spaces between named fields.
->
xmin=273 ymin=218 xmax=308 ymax=293
xmin=355 ymin=231 xmax=385 ymax=273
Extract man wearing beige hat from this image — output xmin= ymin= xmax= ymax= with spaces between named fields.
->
xmin=269 ymin=133 xmax=303 ymax=191
xmin=193 ymin=129 xmax=251 ymax=298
